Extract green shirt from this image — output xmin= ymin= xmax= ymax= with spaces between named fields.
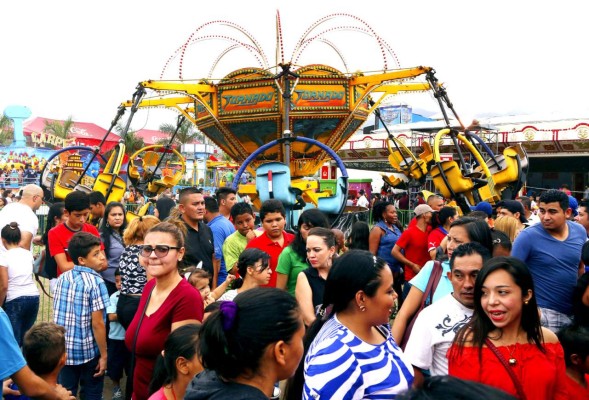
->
xmin=222 ymin=231 xmax=248 ymax=273
xmin=276 ymin=246 xmax=308 ymax=296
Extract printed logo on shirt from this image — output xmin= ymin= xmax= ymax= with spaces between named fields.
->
xmin=435 ymin=314 xmax=470 ymax=337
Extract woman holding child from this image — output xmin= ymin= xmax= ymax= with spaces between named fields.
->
xmin=125 ymin=222 xmax=203 ymax=400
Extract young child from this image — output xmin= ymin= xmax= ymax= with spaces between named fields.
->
xmin=147 ymin=324 xmax=202 ymax=400
xmin=4 ymin=322 xmax=67 ymax=400
xmin=23 ymin=322 xmax=67 ymax=384
xmin=245 ymin=199 xmax=294 ymax=287
xmin=52 ymin=232 xmax=110 ymax=400
xmin=48 ymin=191 xmax=103 ymax=276
xmin=184 ymin=268 xmax=234 ymax=307
xmin=0 ymin=222 xmax=39 ymax=346
xmin=222 ymin=203 xmax=261 ymax=276
xmin=106 ymin=269 xmax=129 ymax=400
xmin=557 ymin=324 xmax=589 ymax=399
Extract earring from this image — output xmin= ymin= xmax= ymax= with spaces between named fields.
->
xmin=524 ymin=300 xmax=529 ymax=305
xmin=359 ymin=305 xmax=366 ymax=312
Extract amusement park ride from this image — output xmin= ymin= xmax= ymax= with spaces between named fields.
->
xmin=39 ymin=12 xmax=527 ymax=224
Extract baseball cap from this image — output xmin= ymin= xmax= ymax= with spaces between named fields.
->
xmin=470 ymin=201 xmax=493 ymax=217
xmin=568 ymin=195 xmax=579 ymax=217
xmin=497 ymin=200 xmax=527 ymax=224
xmin=414 ymin=204 xmax=433 ymax=217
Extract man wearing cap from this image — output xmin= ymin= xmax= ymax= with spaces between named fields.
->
xmin=497 ymin=199 xmax=527 ymax=231
xmin=512 ymin=189 xmax=586 ymax=332
xmin=392 ymin=204 xmax=433 ymax=298
xmin=407 ymin=194 xmax=444 ymax=229
xmin=567 ymin=195 xmax=579 ymax=221
xmin=470 ymin=201 xmax=494 ymax=228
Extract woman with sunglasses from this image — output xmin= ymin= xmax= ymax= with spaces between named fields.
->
xmin=125 ymin=222 xmax=203 ymax=400
xmin=117 ymin=215 xmax=160 ymax=330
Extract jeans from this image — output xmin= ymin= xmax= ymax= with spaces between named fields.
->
xmin=59 ymin=356 xmax=104 ymax=400
xmin=3 ymin=295 xmax=39 ymax=347
xmin=539 ymin=307 xmax=572 ymax=333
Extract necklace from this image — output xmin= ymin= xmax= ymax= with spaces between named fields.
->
xmin=506 ymin=343 xmax=518 ymax=366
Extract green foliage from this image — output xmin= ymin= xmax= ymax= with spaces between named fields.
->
xmin=158 ymin=120 xmax=206 ymax=146
xmin=0 ymin=115 xmax=13 ymax=145
xmin=43 ymin=116 xmax=74 ymax=139
xmin=115 ymin=123 xmax=145 ymax=156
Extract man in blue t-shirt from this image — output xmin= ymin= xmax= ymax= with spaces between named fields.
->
xmin=512 ymin=189 xmax=586 ymax=332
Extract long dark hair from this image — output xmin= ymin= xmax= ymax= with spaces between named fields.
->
xmin=155 ymin=197 xmax=176 ymax=221
xmin=232 ymin=248 xmax=270 ymax=289
xmin=430 ymin=206 xmax=457 ymax=230
xmin=572 ymin=272 xmax=589 ymax=327
xmin=42 ymin=202 xmax=65 ymax=244
xmin=290 ymin=209 xmax=329 ymax=260
xmin=198 ymin=287 xmax=301 ymax=380
xmin=99 ymin=202 xmax=127 ymax=257
xmin=285 ymin=250 xmax=388 ymax=399
xmin=450 ymin=217 xmax=494 ymax=255
xmin=347 ymin=221 xmax=370 ymax=251
xmin=453 ymin=257 xmax=544 ymax=357
xmin=148 ymin=323 xmax=201 ymax=395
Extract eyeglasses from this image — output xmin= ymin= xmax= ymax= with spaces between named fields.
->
xmin=139 ymin=245 xmax=181 ymax=258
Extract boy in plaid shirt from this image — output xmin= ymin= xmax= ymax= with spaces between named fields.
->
xmin=52 ymin=232 xmax=110 ymax=399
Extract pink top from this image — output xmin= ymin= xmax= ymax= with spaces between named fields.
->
xmin=147 ymin=387 xmax=166 ymax=400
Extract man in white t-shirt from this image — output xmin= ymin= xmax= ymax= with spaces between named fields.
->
xmin=403 ymin=242 xmax=491 ymax=387
xmin=356 ymin=189 xmax=369 ymax=208
xmin=0 ymin=184 xmax=43 ymax=254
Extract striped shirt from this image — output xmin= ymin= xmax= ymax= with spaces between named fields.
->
xmin=53 ymin=265 xmax=110 ymax=365
xmin=303 ymin=315 xmax=414 ymax=399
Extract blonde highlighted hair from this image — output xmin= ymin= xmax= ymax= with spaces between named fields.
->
xmin=123 ymin=215 xmax=160 ymax=245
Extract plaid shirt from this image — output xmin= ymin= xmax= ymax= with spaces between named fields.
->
xmin=53 ymin=265 xmax=110 ymax=365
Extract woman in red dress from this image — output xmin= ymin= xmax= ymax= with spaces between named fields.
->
xmin=125 ymin=222 xmax=203 ymax=400
xmin=447 ymin=256 xmax=568 ymax=399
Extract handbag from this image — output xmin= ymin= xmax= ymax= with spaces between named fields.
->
xmin=484 ymin=338 xmax=527 ymax=400
xmin=400 ymin=261 xmax=443 ymax=350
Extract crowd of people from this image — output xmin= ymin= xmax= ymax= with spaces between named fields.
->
xmin=0 ymin=182 xmax=588 ymax=400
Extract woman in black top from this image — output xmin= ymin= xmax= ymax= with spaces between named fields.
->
xmin=295 ymin=227 xmax=336 ymax=327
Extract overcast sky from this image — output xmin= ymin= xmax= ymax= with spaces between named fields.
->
xmin=2 ymin=0 xmax=587 ymax=131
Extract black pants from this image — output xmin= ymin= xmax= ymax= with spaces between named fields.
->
xmin=116 ymin=294 xmax=141 ymax=330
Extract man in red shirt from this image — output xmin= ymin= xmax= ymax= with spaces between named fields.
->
xmin=245 ymin=199 xmax=294 ymax=287
xmin=48 ymin=191 xmax=102 ymax=275
xmin=392 ymin=204 xmax=433 ymax=298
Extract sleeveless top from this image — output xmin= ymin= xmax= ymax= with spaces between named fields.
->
xmin=303 ymin=267 xmax=326 ymax=314
xmin=374 ymin=220 xmax=402 ymax=272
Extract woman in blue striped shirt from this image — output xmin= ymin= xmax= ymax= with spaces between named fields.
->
xmin=302 ymin=250 xmax=414 ymax=399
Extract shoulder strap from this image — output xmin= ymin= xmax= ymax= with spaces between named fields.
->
xmin=484 ymin=338 xmax=527 ymax=400
xmin=424 ymin=261 xmax=444 ymax=305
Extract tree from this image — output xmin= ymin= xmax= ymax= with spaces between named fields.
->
xmin=158 ymin=120 xmax=206 ymax=147
xmin=115 ymin=123 xmax=145 ymax=156
xmin=43 ymin=116 xmax=74 ymax=139
xmin=0 ymin=115 xmax=13 ymax=146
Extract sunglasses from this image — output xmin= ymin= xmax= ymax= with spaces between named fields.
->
xmin=139 ymin=245 xmax=181 ymax=258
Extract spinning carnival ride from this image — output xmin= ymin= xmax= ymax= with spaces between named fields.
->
xmin=41 ymin=12 xmax=527 ymax=223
